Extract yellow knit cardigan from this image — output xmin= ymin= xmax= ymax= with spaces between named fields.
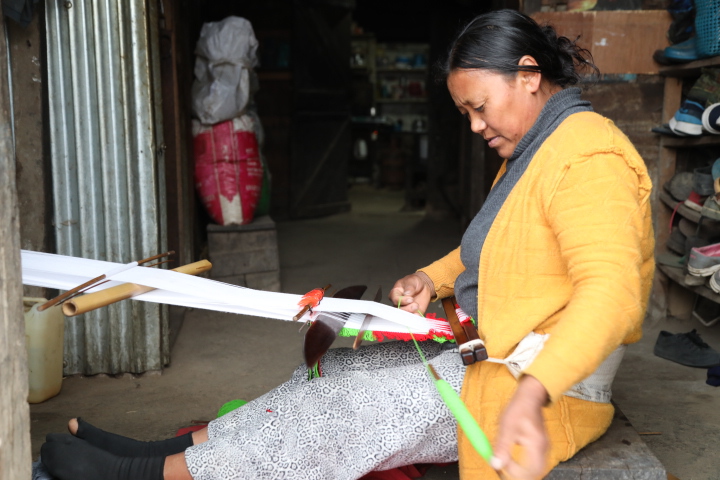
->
xmin=420 ymin=111 xmax=655 ymax=478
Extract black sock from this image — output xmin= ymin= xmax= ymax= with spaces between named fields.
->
xmin=74 ymin=417 xmax=194 ymax=457
xmin=41 ymin=434 xmax=164 ymax=480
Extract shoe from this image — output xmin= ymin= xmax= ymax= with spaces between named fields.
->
xmin=712 ymin=158 xmax=720 ymax=193
xmin=669 ymin=99 xmax=705 ymax=135
xmin=688 ymin=242 xmax=720 ymax=276
xmin=684 ymin=190 xmax=706 ymax=212
xmin=709 ymin=269 xmax=720 ymax=293
xmin=655 ymin=37 xmax=701 ymax=64
xmin=665 ymin=171 xmax=694 ymax=201
xmin=688 ymin=68 xmax=720 ymax=106
xmin=657 ymin=251 xmax=685 ymax=268
xmin=652 ymin=123 xmax=686 ymax=137
xmin=707 ymin=365 xmax=720 ymax=386
xmin=667 ymin=1 xmax=696 ymax=46
xmin=654 ymin=329 xmax=720 ymax=368
xmin=701 ymin=195 xmax=720 ymax=220
xmin=703 ymin=103 xmax=720 ymax=134
xmin=668 ymin=227 xmax=687 ymax=255
xmin=694 ymin=166 xmax=715 ymax=196
xmin=670 ymin=68 xmax=720 ymax=136
xmin=678 ymin=217 xmax=696 ymax=237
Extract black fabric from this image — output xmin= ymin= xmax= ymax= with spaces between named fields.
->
xmin=75 ymin=417 xmax=194 ymax=457
xmin=454 ymin=88 xmax=592 ymax=319
xmin=707 ymin=365 xmax=720 ymax=386
xmin=41 ymin=434 xmax=164 ymax=480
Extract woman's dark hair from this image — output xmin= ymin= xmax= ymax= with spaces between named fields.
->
xmin=438 ymin=9 xmax=599 ymax=87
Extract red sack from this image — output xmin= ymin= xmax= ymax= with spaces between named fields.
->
xmin=193 ymin=116 xmax=264 ymax=225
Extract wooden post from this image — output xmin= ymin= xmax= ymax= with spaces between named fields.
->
xmin=0 ymin=10 xmax=32 ymax=479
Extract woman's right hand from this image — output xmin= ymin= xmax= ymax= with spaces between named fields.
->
xmin=389 ymin=272 xmax=435 ymax=315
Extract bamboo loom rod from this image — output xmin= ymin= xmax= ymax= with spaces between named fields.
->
xmin=62 ymin=260 xmax=212 ymax=317
xmin=38 ymin=251 xmax=175 ymax=312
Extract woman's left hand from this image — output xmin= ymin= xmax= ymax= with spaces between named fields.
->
xmin=491 ymin=375 xmax=549 ymax=479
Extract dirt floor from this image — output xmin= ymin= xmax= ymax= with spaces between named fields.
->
xmin=29 ymin=185 xmax=720 ymax=479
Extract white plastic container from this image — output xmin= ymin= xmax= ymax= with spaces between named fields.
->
xmin=24 ymin=297 xmax=65 ymax=403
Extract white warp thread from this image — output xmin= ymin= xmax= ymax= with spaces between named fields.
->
xmin=20 ymin=250 xmax=435 ymax=335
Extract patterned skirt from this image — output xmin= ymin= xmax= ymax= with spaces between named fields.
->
xmin=184 ymin=341 xmax=465 ymax=479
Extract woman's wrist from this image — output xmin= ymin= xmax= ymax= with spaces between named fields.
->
xmin=415 ymin=271 xmax=437 ymax=299
xmin=516 ymin=374 xmax=549 ymax=407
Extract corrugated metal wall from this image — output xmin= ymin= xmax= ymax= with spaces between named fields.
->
xmin=45 ymin=0 xmax=169 ymax=375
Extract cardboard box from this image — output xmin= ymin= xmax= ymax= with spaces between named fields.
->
xmin=531 ymin=10 xmax=672 ymax=75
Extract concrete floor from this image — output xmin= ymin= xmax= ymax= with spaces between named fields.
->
xmin=30 ymin=185 xmax=720 ymax=479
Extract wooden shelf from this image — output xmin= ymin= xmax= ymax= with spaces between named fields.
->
xmin=660 ymin=189 xmax=702 ymax=223
xmin=661 ymin=134 xmax=720 ymax=148
xmin=658 ymin=263 xmax=720 ymax=304
xmin=655 ymin=51 xmax=720 ymax=315
xmin=660 ymin=56 xmax=720 ymax=78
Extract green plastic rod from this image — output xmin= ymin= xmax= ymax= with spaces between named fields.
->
xmin=406 ymin=327 xmax=494 ymax=465
xmin=430 ymin=365 xmax=494 ymax=463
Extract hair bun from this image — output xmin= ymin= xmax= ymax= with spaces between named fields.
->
xmin=438 ymin=10 xmax=599 ymax=87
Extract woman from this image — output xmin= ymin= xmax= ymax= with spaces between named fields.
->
xmin=39 ymin=9 xmax=654 ymax=480
xmin=392 ymin=8 xmax=654 ymax=479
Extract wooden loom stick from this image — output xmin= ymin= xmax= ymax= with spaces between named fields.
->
xmin=38 ymin=251 xmax=175 ymax=312
xmin=62 ymin=260 xmax=212 ymax=317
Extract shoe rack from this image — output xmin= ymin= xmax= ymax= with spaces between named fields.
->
xmin=657 ymin=55 xmax=720 ymax=318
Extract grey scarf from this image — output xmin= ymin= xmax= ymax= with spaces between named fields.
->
xmin=455 ymin=87 xmax=592 ymax=320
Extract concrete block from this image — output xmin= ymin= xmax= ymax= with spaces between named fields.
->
xmin=209 ymin=249 xmax=280 ymax=277
xmin=207 ymin=216 xmax=281 ymax=278
xmin=206 ymin=215 xmax=276 ymax=233
xmin=208 ymin=229 xmax=278 ymax=255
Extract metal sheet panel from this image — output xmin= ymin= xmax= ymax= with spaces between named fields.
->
xmin=46 ymin=0 xmax=167 ymax=375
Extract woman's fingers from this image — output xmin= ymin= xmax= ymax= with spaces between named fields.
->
xmin=494 ymin=424 xmax=547 ymax=480
xmin=389 ymin=274 xmax=431 ymax=314
xmin=492 ymin=376 xmax=549 ymax=479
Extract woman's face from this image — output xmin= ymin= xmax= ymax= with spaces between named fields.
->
xmin=447 ymin=66 xmax=548 ymax=159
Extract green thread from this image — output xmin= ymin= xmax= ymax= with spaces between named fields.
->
xmin=410 ymin=331 xmax=430 ymax=366
xmin=397 ymin=295 xmax=403 ymax=309
xmin=339 ymin=327 xmax=377 ymax=342
xmin=337 ymin=326 xmax=453 ymax=344
xmin=307 ymin=363 xmax=321 ymax=380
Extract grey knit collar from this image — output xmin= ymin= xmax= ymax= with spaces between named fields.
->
xmin=509 ymin=87 xmax=592 ymax=162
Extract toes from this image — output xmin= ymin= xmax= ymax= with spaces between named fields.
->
xmin=68 ymin=418 xmax=79 ymax=436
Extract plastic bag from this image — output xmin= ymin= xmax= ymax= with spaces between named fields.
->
xmin=191 ymin=17 xmax=259 ymax=125
xmin=193 ymin=116 xmax=264 ymax=225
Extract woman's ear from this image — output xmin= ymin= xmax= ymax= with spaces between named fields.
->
xmin=518 ymin=55 xmax=542 ymax=93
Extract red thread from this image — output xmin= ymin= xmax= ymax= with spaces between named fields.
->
xmin=669 ymin=200 xmax=682 ymax=233
xmin=371 ymin=313 xmax=455 ymax=343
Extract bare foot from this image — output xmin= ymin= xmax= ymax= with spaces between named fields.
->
xmin=67 ymin=418 xmax=79 ymax=435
